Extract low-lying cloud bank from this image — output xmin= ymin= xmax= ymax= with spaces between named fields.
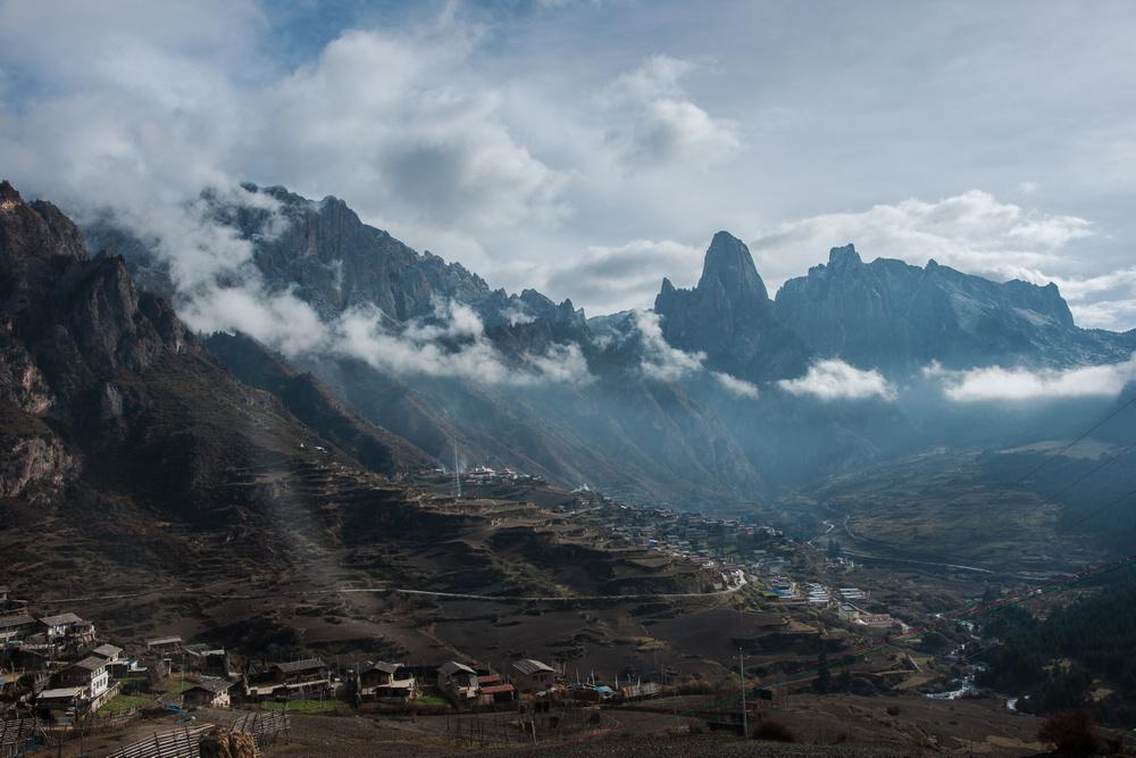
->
xmin=336 ymin=300 xmax=593 ymax=387
xmin=924 ymin=357 xmax=1136 ymax=402
xmin=80 ymin=182 xmax=589 ymax=389
xmin=778 ymin=359 xmax=897 ymax=402
xmin=633 ymin=310 xmax=760 ymax=398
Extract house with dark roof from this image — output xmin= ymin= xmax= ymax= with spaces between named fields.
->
xmin=39 ymin=613 xmax=95 ymax=642
xmin=184 ymin=643 xmax=229 ymax=676
xmin=91 ymin=643 xmax=124 ymax=662
xmin=243 ymin=658 xmax=333 ymax=700
xmin=54 ymin=656 xmax=110 ymax=699
xmin=271 ymin=658 xmax=327 ymax=681
xmin=475 ymin=674 xmax=515 ymax=705
xmin=0 ymin=614 xmax=39 ymax=643
xmin=1 ymin=644 xmax=50 ymax=671
xmin=437 ymin=661 xmax=479 ymax=700
xmin=183 ymin=677 xmax=234 ymax=708
xmin=512 ymin=658 xmax=558 ymax=692
xmin=90 ymin=643 xmax=131 ymax=677
xmin=357 ymin=661 xmax=416 ymax=701
xmin=146 ymin=636 xmax=184 ymax=657
xmin=36 ymin=686 xmax=86 ymax=719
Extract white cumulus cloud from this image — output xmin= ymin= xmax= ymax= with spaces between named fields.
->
xmin=713 ymin=371 xmax=760 ymax=398
xmin=633 ymin=309 xmax=706 ymax=382
xmin=334 ymin=299 xmax=593 ymax=387
xmin=544 ymin=238 xmax=703 ymax=317
xmin=751 ymin=190 xmax=1093 ymax=292
xmin=746 ymin=190 xmax=1136 ymax=331
xmin=633 ymin=310 xmax=759 ymax=398
xmin=778 ymin=359 xmax=897 ymax=401
xmin=602 ymin=55 xmax=742 ymax=167
xmin=924 ymin=357 xmax=1136 ymax=402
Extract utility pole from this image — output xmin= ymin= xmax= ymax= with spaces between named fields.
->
xmin=739 ymin=650 xmax=747 ymax=738
xmin=447 ymin=440 xmax=456 ymax=500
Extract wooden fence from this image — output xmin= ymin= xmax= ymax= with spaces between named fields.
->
xmin=0 ymin=717 xmax=39 ymax=758
xmin=104 ymin=724 xmax=215 ymax=758
xmin=103 ymin=711 xmax=290 ymax=758
xmin=229 ymin=710 xmax=290 ymax=747
xmin=444 ymin=704 xmax=604 ymax=747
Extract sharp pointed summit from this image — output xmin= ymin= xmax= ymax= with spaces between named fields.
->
xmin=653 ymin=232 xmax=810 ymax=382
xmin=696 ymin=231 xmax=768 ymax=303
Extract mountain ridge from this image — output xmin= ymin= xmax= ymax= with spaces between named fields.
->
xmin=74 ymin=182 xmax=1136 ymax=507
xmin=771 ymin=242 xmax=1135 ymax=370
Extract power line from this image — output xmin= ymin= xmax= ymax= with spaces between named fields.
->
xmin=1060 ymin=484 xmax=1136 ymax=533
xmin=1010 ymin=394 xmax=1136 ymax=488
xmin=1040 ymin=443 xmax=1135 ymax=504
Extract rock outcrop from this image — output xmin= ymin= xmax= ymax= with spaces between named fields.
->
xmin=654 ymin=231 xmax=810 ymax=382
xmin=773 ymin=244 xmax=1136 ymax=369
xmin=0 ymin=180 xmax=428 ymax=518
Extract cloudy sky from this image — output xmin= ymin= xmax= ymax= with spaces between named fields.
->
xmin=2 ymin=0 xmax=1135 ymax=329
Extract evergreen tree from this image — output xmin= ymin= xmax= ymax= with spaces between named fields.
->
xmin=838 ymin=665 xmax=852 ymax=692
xmin=814 ymin=651 xmax=831 ymax=693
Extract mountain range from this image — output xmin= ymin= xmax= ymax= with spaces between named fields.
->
xmin=2 ymin=180 xmax=726 ymax=666
xmin=35 ymin=181 xmax=1136 ymax=512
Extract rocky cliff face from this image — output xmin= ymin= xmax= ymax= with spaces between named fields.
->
xmin=205 ymin=184 xmax=589 ymax=342
xmin=0 ymin=180 xmax=192 ymax=499
xmin=773 ymin=244 xmax=1136 ymax=369
xmin=90 ymin=187 xmax=766 ymax=506
xmin=0 ymin=180 xmax=428 ymax=517
xmin=654 ymin=231 xmax=810 ymax=381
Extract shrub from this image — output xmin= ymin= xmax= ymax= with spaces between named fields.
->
xmin=753 ymin=719 xmax=795 ymax=743
xmin=1038 ymin=710 xmax=1098 ymax=755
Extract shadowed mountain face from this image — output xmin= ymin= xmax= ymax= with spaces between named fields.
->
xmin=89 ymin=186 xmax=771 ymax=507
xmin=654 ymin=231 xmax=811 ymax=382
xmin=80 ymin=184 xmax=1136 ymax=510
xmin=773 ymin=243 xmax=1136 ymax=370
xmin=3 ymin=185 xmax=730 ymax=665
xmin=0 ymin=179 xmax=425 ymax=514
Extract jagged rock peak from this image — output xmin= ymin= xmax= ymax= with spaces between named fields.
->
xmin=696 ymin=231 xmax=768 ymax=303
xmin=828 ymin=244 xmax=861 ymax=267
xmin=0 ymin=180 xmax=21 ymax=204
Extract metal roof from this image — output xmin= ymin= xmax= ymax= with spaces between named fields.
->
xmin=38 ymin=687 xmax=85 ymax=700
xmin=66 ymin=656 xmax=106 ymax=672
xmin=39 ymin=613 xmax=85 ymax=626
xmin=438 ymin=661 xmax=476 ymax=677
xmin=479 ymin=684 xmax=515 ymax=695
xmin=367 ymin=661 xmax=405 ymax=675
xmin=273 ymin=658 xmax=326 ymax=673
xmin=513 ymin=658 xmax=555 ymax=676
xmin=186 ymin=677 xmax=232 ymax=694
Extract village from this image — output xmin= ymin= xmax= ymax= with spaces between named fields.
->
xmin=437 ymin=466 xmax=910 ymax=634
xmin=0 ymin=472 xmax=1011 ymax=755
xmin=0 ymin=577 xmax=677 ymax=755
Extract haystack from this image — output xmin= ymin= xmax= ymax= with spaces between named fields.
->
xmin=199 ymin=728 xmax=258 ymax=758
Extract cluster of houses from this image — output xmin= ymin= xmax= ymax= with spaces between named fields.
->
xmin=550 ymin=494 xmax=790 ymax=595
xmin=194 ymin=654 xmax=658 ymax=712
xmin=0 ymin=600 xmax=133 ymax=721
xmin=576 ymin=498 xmax=785 ymax=566
xmin=837 ymin=606 xmax=908 ymax=632
xmin=2 ymin=590 xmax=661 ymax=724
xmin=432 ymin=658 xmax=657 ymax=707
xmin=0 ymin=591 xmax=242 ymax=722
xmin=423 ymin=465 xmax=547 ymax=490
